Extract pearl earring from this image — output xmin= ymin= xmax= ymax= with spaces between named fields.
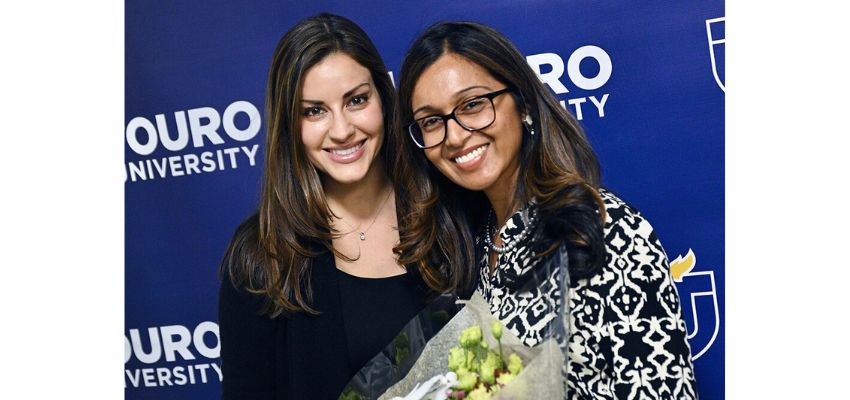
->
xmin=523 ymin=114 xmax=535 ymax=135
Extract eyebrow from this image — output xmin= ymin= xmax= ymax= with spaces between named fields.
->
xmin=301 ymin=82 xmax=371 ymax=105
xmin=412 ymin=85 xmax=493 ymax=116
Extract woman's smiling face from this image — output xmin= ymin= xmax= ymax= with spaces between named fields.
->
xmin=300 ymin=52 xmax=384 ymax=186
xmin=410 ymin=53 xmax=523 ymax=195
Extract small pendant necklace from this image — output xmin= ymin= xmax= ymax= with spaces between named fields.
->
xmin=336 ymin=187 xmax=393 ymax=241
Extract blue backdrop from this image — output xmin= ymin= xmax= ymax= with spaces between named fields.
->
xmin=125 ymin=1 xmax=724 ymax=398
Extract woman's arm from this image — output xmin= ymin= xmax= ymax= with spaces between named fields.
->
xmin=218 ymin=215 xmax=280 ymax=399
xmin=219 ymin=275 xmax=278 ymax=399
xmin=596 ymin=191 xmax=697 ymax=399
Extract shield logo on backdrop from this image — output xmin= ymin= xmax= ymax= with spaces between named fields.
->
xmin=671 ymin=249 xmax=720 ymax=360
xmin=705 ymin=17 xmax=725 ymax=92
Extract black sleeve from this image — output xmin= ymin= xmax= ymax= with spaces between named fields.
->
xmin=219 ymin=276 xmax=278 ymax=399
xmin=218 ymin=214 xmax=280 ymax=399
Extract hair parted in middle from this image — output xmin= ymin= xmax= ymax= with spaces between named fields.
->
xmin=394 ymin=21 xmax=608 ymax=294
xmin=220 ymin=13 xmax=445 ymax=317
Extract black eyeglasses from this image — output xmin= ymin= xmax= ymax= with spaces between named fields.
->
xmin=407 ymin=88 xmax=513 ymax=149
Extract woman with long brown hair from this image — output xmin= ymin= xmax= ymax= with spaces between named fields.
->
xmin=218 ymin=13 xmax=447 ymax=399
xmin=394 ymin=22 xmax=697 ymax=399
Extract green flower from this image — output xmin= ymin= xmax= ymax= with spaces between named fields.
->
xmin=431 ymin=310 xmax=449 ymax=323
xmin=448 ymin=347 xmax=467 ymax=372
xmin=337 ymin=386 xmax=364 ymax=400
xmin=459 ymin=325 xmax=483 ymax=348
xmin=507 ymin=353 xmax=523 ymax=375
xmin=467 ymin=386 xmax=492 ymax=400
xmin=479 ymin=365 xmax=496 ymax=385
xmin=393 ymin=333 xmax=410 ymax=364
xmin=488 ymin=348 xmax=504 ymax=369
xmin=454 ymin=368 xmax=479 ymax=391
xmin=496 ymin=371 xmax=516 ymax=386
xmin=465 ymin=347 xmax=479 ymax=372
xmin=479 ymin=351 xmax=503 ymax=385
xmin=492 ymin=321 xmax=503 ymax=341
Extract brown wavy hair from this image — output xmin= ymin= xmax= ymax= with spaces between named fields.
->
xmin=219 ymin=13 xmax=411 ymax=317
xmin=394 ymin=21 xmax=608 ymax=294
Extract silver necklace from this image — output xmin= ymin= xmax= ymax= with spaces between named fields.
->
xmin=484 ymin=202 xmax=537 ymax=254
xmin=336 ymin=187 xmax=393 ymax=241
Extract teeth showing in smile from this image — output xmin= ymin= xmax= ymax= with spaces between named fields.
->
xmin=331 ymin=142 xmax=362 ymax=156
xmin=454 ymin=144 xmax=488 ymax=164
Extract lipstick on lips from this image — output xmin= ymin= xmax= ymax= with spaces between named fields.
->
xmin=326 ymin=139 xmax=367 ymax=163
xmin=451 ymin=143 xmax=489 ymax=171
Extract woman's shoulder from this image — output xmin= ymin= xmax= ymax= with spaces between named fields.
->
xmin=220 ymin=212 xmax=263 ymax=287
xmin=598 ymin=187 xmax=640 ymax=222
xmin=592 ymin=188 xmax=670 ymax=282
xmin=597 ymin=187 xmax=659 ymax=240
xmin=231 ymin=211 xmax=261 ymax=241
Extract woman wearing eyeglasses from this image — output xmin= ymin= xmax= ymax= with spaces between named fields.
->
xmin=393 ymin=22 xmax=697 ymax=399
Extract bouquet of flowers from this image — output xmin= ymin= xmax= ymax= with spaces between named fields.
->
xmin=442 ymin=323 xmax=524 ymax=399
xmin=379 ymin=292 xmax=565 ymax=400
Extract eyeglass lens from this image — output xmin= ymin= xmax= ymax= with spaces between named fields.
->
xmin=411 ymin=96 xmax=496 ymax=148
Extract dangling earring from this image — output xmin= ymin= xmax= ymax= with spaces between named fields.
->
xmin=523 ymin=114 xmax=535 ymax=136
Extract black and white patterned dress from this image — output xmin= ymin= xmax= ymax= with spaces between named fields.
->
xmin=477 ymin=188 xmax=697 ymax=399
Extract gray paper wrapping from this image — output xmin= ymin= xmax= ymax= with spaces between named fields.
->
xmin=379 ymin=292 xmax=565 ymax=400
xmin=341 ymin=294 xmax=459 ymax=400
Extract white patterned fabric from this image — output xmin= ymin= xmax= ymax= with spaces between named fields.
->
xmin=478 ymin=188 xmax=697 ymax=399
